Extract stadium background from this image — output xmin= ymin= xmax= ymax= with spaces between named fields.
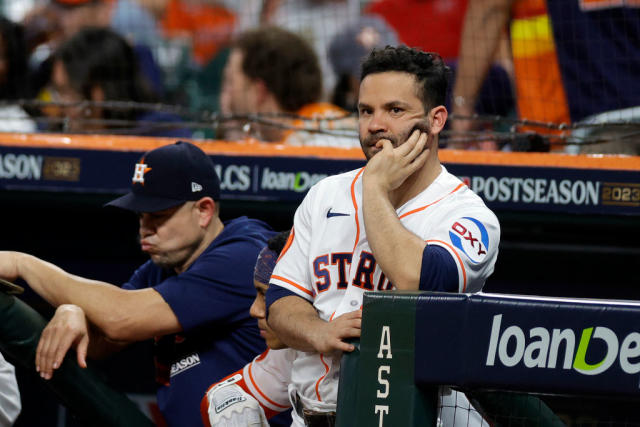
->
xmin=0 ymin=0 xmax=637 ymax=425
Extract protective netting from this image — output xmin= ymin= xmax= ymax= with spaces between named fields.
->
xmin=0 ymin=1 xmax=637 ymax=152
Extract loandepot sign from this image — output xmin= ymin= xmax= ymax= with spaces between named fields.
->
xmin=261 ymin=167 xmax=327 ymax=192
xmin=486 ymin=314 xmax=640 ymax=376
xmin=413 ymin=293 xmax=640 ymax=398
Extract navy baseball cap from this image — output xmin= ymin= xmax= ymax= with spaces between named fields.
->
xmin=106 ymin=141 xmax=221 ymax=213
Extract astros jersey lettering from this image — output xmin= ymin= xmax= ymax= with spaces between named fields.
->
xmin=270 ymin=165 xmax=500 ymax=411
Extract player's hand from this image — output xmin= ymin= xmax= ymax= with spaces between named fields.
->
xmin=311 ymin=310 xmax=362 ymax=354
xmin=363 ymin=129 xmax=429 ymax=194
xmin=0 ymin=251 xmax=20 ymax=282
xmin=205 ymin=383 xmax=269 ymax=427
xmin=36 ymin=304 xmax=89 ymax=380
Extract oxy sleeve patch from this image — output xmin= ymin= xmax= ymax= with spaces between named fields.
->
xmin=448 ymin=217 xmax=490 ymax=264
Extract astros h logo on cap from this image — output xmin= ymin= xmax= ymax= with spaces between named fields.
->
xmin=106 ymin=141 xmax=221 ymax=213
xmin=132 ymin=158 xmax=152 ymax=185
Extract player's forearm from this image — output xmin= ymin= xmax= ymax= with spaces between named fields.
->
xmin=14 ymin=253 xmax=112 ymax=306
xmin=268 ymin=296 xmax=326 ymax=352
xmin=452 ymin=0 xmax=512 ymax=114
xmin=14 ymin=253 xmax=175 ymax=341
xmin=13 ymin=253 xmax=134 ymax=334
xmin=362 ymin=186 xmax=425 ymax=290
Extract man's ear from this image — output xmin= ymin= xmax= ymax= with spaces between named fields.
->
xmin=195 ymin=197 xmax=216 ymax=228
xmin=428 ymin=105 xmax=448 ymax=135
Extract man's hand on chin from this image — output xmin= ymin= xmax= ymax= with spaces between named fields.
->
xmin=363 ymin=130 xmax=429 ymax=194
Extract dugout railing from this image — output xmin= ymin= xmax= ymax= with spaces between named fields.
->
xmin=0 ymin=290 xmax=153 ymax=426
xmin=336 ymin=292 xmax=640 ymax=426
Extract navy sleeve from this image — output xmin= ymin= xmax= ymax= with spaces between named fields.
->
xmin=121 ymin=261 xmax=155 ymax=290
xmin=419 ymin=245 xmax=458 ymax=292
xmin=153 ymin=243 xmax=259 ymax=332
xmin=265 ymin=284 xmax=302 ymax=319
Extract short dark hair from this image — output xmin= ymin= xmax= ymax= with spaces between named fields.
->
xmin=53 ymin=27 xmax=155 ymax=121
xmin=361 ymin=46 xmax=450 ymax=112
xmin=267 ymin=230 xmax=291 ymax=256
xmin=234 ymin=26 xmax=322 ymax=112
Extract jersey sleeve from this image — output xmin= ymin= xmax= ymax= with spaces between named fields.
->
xmin=269 ymin=185 xmax=319 ymax=302
xmin=200 ymin=349 xmax=292 ymax=423
xmin=241 ymin=349 xmax=292 ymax=414
xmin=419 ymin=245 xmax=459 ymax=293
xmin=154 ymin=243 xmax=259 ymax=331
xmin=122 ymin=238 xmax=260 ymax=332
xmin=424 ymin=206 xmax=500 ymax=293
xmin=121 ymin=261 xmax=154 ymax=290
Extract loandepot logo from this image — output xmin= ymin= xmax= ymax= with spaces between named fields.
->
xmin=261 ymin=167 xmax=327 ymax=192
xmin=486 ymin=314 xmax=640 ymax=375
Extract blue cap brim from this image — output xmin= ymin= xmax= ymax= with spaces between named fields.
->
xmin=105 ymin=192 xmax=185 ymax=213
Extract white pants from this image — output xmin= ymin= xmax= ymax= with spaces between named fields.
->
xmin=286 ymin=387 xmax=487 ymax=427
xmin=289 ymin=408 xmax=305 ymax=427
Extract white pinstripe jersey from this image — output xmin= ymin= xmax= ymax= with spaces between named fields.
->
xmin=270 ymin=165 xmax=500 ymax=410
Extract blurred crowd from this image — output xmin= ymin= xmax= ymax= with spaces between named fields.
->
xmin=0 ymin=0 xmax=636 ymax=153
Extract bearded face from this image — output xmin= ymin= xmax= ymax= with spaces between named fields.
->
xmin=357 ymin=71 xmax=430 ymax=160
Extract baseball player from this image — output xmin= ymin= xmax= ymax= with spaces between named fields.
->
xmin=266 ymin=46 xmax=500 ymax=426
xmin=201 ymin=232 xmax=294 ymax=427
xmin=0 ymin=141 xmax=274 ymax=426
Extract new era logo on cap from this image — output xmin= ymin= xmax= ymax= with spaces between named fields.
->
xmin=106 ymin=141 xmax=221 ymax=213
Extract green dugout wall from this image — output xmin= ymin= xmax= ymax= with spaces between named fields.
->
xmin=0 ymin=291 xmax=153 ymax=427
xmin=336 ymin=292 xmax=438 ymax=427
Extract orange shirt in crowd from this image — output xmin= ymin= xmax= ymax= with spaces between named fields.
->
xmin=161 ymin=0 xmax=235 ymax=66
